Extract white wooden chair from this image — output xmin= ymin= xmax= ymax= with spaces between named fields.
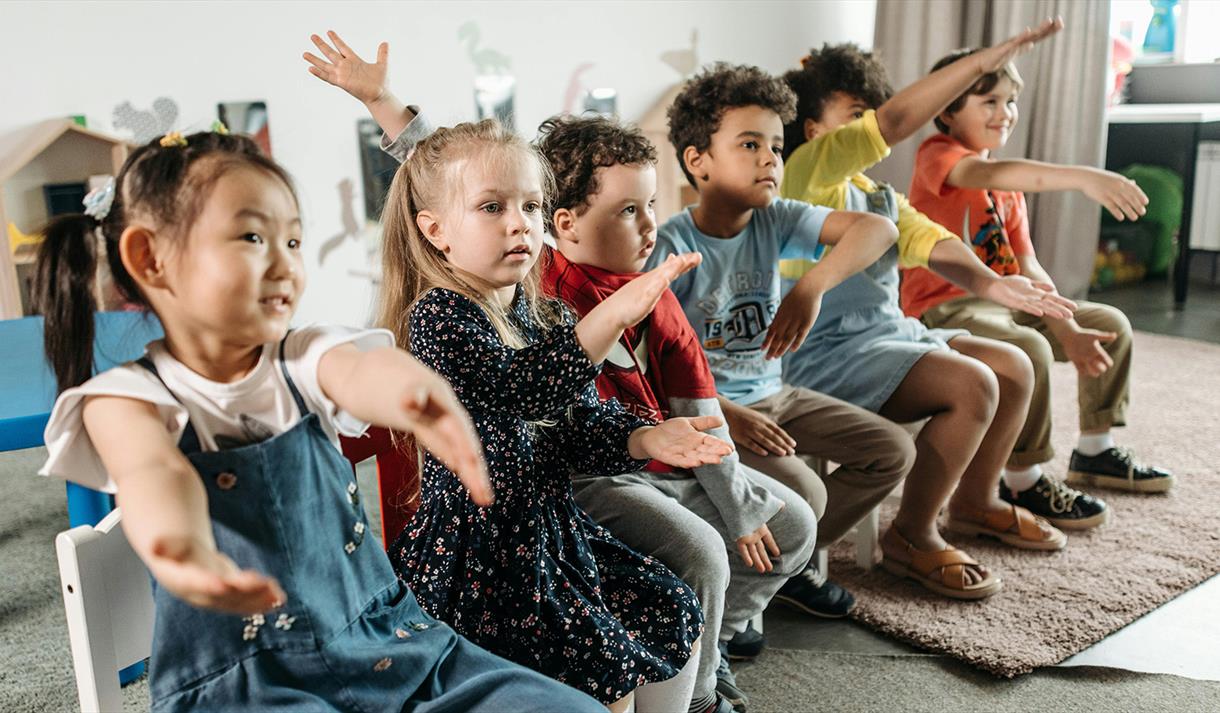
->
xmin=56 ymin=508 xmax=154 ymax=713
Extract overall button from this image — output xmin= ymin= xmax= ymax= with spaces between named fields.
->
xmin=373 ymin=657 xmax=393 ymax=672
xmin=394 ymin=628 xmax=411 ymax=639
xmin=216 ymin=472 xmax=237 ymax=490
xmin=411 ymin=622 xmax=430 ymax=632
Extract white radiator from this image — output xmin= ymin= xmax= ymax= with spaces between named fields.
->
xmin=1189 ymin=142 xmax=1220 ymax=251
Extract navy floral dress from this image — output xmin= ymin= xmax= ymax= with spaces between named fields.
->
xmin=392 ymin=288 xmax=704 ymax=704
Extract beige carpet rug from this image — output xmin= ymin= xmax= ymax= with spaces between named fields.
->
xmin=826 ymin=331 xmax=1220 ymax=677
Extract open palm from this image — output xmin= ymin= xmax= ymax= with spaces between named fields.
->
xmin=642 ymin=416 xmax=734 ymax=469
xmin=304 ymin=31 xmax=388 ymax=105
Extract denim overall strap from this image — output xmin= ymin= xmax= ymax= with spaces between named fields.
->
xmin=134 ymin=356 xmax=202 ymax=454
xmin=275 ymin=332 xmax=309 ymax=418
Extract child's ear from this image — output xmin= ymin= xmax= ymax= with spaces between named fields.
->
xmin=803 ymin=118 xmax=819 ymax=142
xmin=119 ymin=225 xmax=168 ymax=290
xmin=682 ymin=145 xmax=708 ymax=183
xmin=415 ymin=210 xmax=449 ymax=254
xmin=551 ymin=208 xmax=578 ymax=243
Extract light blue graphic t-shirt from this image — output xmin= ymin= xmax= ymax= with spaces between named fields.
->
xmin=648 ymin=198 xmax=831 ymax=405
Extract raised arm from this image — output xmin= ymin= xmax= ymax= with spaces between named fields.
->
xmin=946 ymin=157 xmax=1148 ymax=221
xmin=875 ymin=18 xmax=1062 ymax=146
xmin=304 ymin=31 xmax=417 ymax=140
xmin=83 ymin=396 xmax=284 ymax=615
xmin=317 ymin=344 xmax=492 ymax=505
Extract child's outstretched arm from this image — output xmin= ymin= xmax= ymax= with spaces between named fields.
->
xmin=946 ymin=158 xmax=1148 ymax=222
xmin=304 ymin=31 xmax=416 ymax=141
xmin=876 ymin=17 xmax=1062 ymax=147
xmin=927 ymin=238 xmax=1077 ymax=318
xmin=82 ymin=396 xmax=285 ymax=615
xmin=318 ymin=344 xmax=492 ymax=506
xmin=574 ymin=253 xmax=703 ymax=364
xmin=764 ymin=211 xmax=897 ymax=358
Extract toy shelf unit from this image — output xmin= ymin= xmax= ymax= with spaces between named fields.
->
xmin=0 ymin=120 xmax=132 ymax=319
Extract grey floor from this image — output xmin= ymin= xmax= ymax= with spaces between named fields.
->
xmin=1088 ymin=269 xmax=1220 ymax=345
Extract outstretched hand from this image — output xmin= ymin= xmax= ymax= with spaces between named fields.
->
xmin=399 ymin=363 xmax=494 ymax=507
xmin=146 ymin=535 xmax=285 ymax=615
xmin=631 ymin=416 xmax=734 ymax=469
xmin=981 ymin=275 xmax=1076 ymax=319
xmin=975 ymin=17 xmax=1063 ymax=74
xmin=304 ymin=31 xmax=389 ymax=105
xmin=1061 ymin=328 xmax=1117 ymax=378
xmin=605 ymin=253 xmax=702 ymax=331
xmin=1083 ymin=170 xmax=1149 ymax=222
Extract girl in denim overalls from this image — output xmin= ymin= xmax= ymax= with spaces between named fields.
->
xmin=37 ymin=130 xmax=604 ymax=712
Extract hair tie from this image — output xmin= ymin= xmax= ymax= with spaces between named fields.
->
xmin=211 ymin=120 xmax=230 ymax=135
xmin=82 ymin=177 xmax=116 ymax=221
xmin=159 ymin=131 xmax=187 ymax=148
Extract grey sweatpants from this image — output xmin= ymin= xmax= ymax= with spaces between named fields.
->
xmin=572 ymin=467 xmax=816 ymax=702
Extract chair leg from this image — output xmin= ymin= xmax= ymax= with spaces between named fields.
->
xmin=856 ymin=505 xmax=881 ymax=570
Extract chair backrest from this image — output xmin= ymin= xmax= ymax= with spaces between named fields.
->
xmin=339 ymin=426 xmax=421 ymax=547
xmin=55 ymin=508 xmax=154 ymax=713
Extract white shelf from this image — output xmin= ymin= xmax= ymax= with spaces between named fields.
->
xmin=1106 ymin=103 xmax=1220 ymax=124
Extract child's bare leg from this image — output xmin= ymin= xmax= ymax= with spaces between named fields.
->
xmin=945 ymin=336 xmax=1035 ymax=513
xmin=880 ymin=350 xmax=998 ymax=584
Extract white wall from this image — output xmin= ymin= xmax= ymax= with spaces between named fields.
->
xmin=1 ymin=0 xmax=874 ymax=325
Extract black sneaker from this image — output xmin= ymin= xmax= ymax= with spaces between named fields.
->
xmin=715 ymin=641 xmax=748 ymax=711
xmin=1067 ymin=447 xmax=1174 ymax=493
xmin=772 ymin=565 xmax=855 ymax=618
xmin=724 ymin=620 xmax=766 ymax=660
xmin=1000 ymin=475 xmax=1108 ymax=530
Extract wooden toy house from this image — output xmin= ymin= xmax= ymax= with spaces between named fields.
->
xmin=0 ymin=120 xmax=131 ymax=319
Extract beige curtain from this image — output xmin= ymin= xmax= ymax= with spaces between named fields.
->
xmin=871 ymin=0 xmax=1111 ymax=299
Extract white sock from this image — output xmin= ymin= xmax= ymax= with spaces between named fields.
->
xmin=1076 ymin=431 xmax=1115 ymax=456
xmin=635 ymin=635 xmax=701 ymax=713
xmin=1002 ymin=464 xmax=1044 ymax=492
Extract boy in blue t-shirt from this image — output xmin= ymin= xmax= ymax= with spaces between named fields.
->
xmin=648 ymin=62 xmax=926 ymax=606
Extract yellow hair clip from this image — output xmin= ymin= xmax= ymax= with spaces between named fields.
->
xmin=159 ymin=131 xmax=187 ymax=148
xmin=211 ymin=120 xmax=230 ymax=135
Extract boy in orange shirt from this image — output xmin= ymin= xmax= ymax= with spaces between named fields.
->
xmin=904 ymin=49 xmax=1172 ymax=518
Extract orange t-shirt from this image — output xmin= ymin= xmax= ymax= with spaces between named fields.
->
xmin=900 ymin=134 xmax=1035 ymax=318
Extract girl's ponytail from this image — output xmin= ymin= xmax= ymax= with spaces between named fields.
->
xmin=33 ymin=214 xmax=101 ymax=392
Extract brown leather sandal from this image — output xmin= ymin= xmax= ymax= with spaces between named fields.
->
xmin=945 ymin=503 xmax=1067 ymax=551
xmin=879 ymin=527 xmax=1002 ymax=601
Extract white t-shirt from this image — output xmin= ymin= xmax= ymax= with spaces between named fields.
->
xmin=40 ymin=325 xmax=394 ymax=493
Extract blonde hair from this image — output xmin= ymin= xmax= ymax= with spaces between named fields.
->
xmin=377 ymin=119 xmax=564 ymax=350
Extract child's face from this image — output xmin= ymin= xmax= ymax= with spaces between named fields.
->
xmin=940 ymin=76 xmax=1019 ymax=153
xmin=423 ymin=154 xmax=546 ymax=303
xmin=804 ymin=91 xmax=869 ymax=140
xmin=554 ymin=163 xmax=658 ymax=274
xmin=690 ymin=105 xmax=784 ymax=209
xmin=162 ymin=165 xmax=304 ymax=349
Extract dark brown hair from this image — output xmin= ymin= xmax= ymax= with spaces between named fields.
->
xmin=667 ymin=63 xmax=797 ymax=186
xmin=33 ymin=131 xmax=296 ymax=392
xmin=930 ymin=48 xmax=1024 ymax=133
xmin=535 ymin=114 xmax=656 ymax=232
xmin=781 ymin=43 xmax=894 ymax=159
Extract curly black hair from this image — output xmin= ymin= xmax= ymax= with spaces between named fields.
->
xmin=535 ymin=114 xmax=656 ymax=231
xmin=781 ymin=43 xmax=894 ymax=159
xmin=667 ymin=63 xmax=797 ymax=187
xmin=929 ymin=49 xmax=1024 ymax=133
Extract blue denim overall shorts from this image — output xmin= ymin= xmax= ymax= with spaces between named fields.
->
xmin=781 ymin=182 xmax=967 ymax=412
xmin=136 ymin=347 xmax=603 ymax=712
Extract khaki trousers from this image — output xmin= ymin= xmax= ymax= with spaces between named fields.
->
xmin=738 ymin=385 xmax=915 ymax=548
xmin=921 ymin=296 xmax=1132 ymax=466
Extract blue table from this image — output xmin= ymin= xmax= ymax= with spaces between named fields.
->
xmin=1 ymin=311 xmax=162 ymax=685
xmin=1 ymin=311 xmax=163 ymax=526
